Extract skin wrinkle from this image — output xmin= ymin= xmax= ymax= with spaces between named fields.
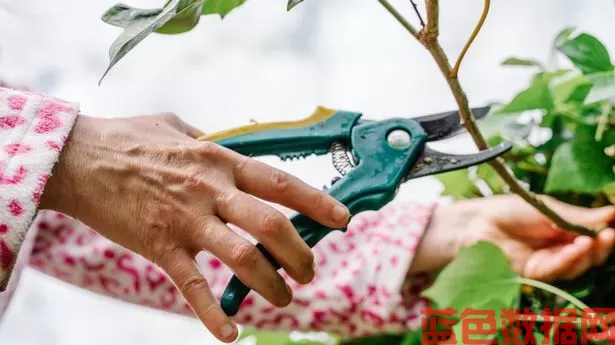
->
xmin=35 ymin=113 xmax=350 ymax=343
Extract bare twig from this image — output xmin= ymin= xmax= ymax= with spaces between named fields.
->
xmin=378 ymin=0 xmax=419 ymax=39
xmin=409 ymin=0 xmax=425 ymax=28
xmin=450 ymin=0 xmax=491 ymax=77
xmin=378 ymin=0 xmax=599 ymax=237
xmin=422 ymin=0 xmax=438 ymax=43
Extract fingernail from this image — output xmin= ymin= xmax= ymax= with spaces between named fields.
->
xmin=221 ymin=323 xmax=236 ymax=340
xmin=574 ymin=236 xmax=592 ymax=248
xmin=333 ymin=204 xmax=349 ymax=223
xmin=279 ymin=282 xmax=293 ymax=306
xmin=307 ymin=263 xmax=316 ymax=283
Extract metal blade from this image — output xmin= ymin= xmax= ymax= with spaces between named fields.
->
xmin=404 ymin=141 xmax=512 ymax=181
xmin=414 ymin=106 xmax=492 ymax=141
xmin=356 ymin=106 xmax=491 ymax=141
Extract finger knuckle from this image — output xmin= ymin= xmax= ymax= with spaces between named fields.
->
xmin=311 ymin=190 xmax=331 ymax=208
xmin=140 ymin=222 xmax=180 ymax=262
xmin=165 ymin=144 xmax=195 ymax=163
xmin=269 ymin=169 xmax=290 ymax=193
xmin=231 ymin=243 xmax=260 ymax=267
xmin=195 ymin=141 xmax=222 ymax=158
xmin=160 ymin=112 xmax=181 ymax=124
xmin=260 ymin=210 xmax=287 ymax=238
xmin=215 ymin=190 xmax=238 ymax=210
xmin=179 ymin=275 xmax=209 ymax=295
xmin=183 ymin=171 xmax=206 ymax=189
xmin=233 ymin=157 xmax=251 ymax=177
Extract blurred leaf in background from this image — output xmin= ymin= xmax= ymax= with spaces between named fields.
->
xmin=100 ymin=0 xmax=248 ymax=82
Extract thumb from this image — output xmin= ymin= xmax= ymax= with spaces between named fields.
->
xmin=580 ymin=205 xmax=615 ymax=229
xmin=540 ymin=196 xmax=615 ymax=229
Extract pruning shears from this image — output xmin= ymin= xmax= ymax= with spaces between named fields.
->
xmin=200 ymin=106 xmax=512 ymax=316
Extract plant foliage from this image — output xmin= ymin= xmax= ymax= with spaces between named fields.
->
xmin=99 ymin=0 xmax=249 ymax=82
xmin=428 ymin=28 xmax=615 ymax=345
xmin=98 ymin=1 xmax=615 ymax=344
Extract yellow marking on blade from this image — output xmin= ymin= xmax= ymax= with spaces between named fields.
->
xmin=198 ymin=106 xmax=337 ymax=142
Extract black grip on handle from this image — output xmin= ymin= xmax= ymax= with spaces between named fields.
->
xmin=220 ymin=213 xmax=340 ymax=316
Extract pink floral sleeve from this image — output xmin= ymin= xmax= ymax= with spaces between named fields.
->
xmin=29 ymin=201 xmax=436 ymax=338
xmin=0 ymin=84 xmax=437 ymax=337
xmin=0 ymin=86 xmax=78 ymax=292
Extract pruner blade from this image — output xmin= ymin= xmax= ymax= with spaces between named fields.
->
xmin=414 ymin=106 xmax=492 ymax=141
xmin=405 ymin=142 xmax=512 ymax=181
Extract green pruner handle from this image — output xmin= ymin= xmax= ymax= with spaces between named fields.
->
xmin=220 ymin=117 xmax=429 ymax=316
xmin=198 ymin=106 xmax=362 ymax=160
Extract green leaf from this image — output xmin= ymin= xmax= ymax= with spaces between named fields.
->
xmin=158 ymin=0 xmax=204 ymax=34
xmin=476 ymin=163 xmax=507 ymax=195
xmin=435 ymin=169 xmax=478 ymax=199
xmin=585 ymin=71 xmax=615 ymax=105
xmin=287 ymin=0 xmax=304 ymax=11
xmin=551 ymin=73 xmax=593 ymax=104
xmin=497 ymin=74 xmax=554 ymax=114
xmin=237 ymin=329 xmax=333 ymax=345
xmin=501 ymin=57 xmax=544 ymax=69
xmin=202 ymin=0 xmax=247 ymax=18
xmin=102 ymin=1 xmax=204 ymax=34
xmin=237 ymin=329 xmax=292 ymax=345
xmin=100 ymin=0 xmax=183 ymax=83
xmin=421 ymin=241 xmax=520 ymax=311
xmin=544 ymin=126 xmax=615 ymax=194
xmin=478 ymin=110 xmax=535 ymax=141
xmin=557 ymin=32 xmax=614 ymax=74
xmin=534 ymin=329 xmax=555 ymax=345
xmin=553 ymin=27 xmax=576 ymax=48
xmin=101 ymin=4 xmax=163 ymax=29
xmin=421 ymin=241 xmax=520 ymax=345
xmin=400 ymin=330 xmax=423 ymax=345
xmin=604 ymin=182 xmax=615 ymax=204
xmin=344 ymin=335 xmax=405 ymax=345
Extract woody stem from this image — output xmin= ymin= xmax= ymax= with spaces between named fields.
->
xmin=377 ymin=0 xmax=598 ymax=237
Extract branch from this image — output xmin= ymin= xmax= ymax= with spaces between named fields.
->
xmin=378 ymin=0 xmax=419 ymax=39
xmin=422 ymin=0 xmax=438 ymax=42
xmin=450 ymin=0 xmax=490 ymax=77
xmin=378 ymin=0 xmax=599 ymax=237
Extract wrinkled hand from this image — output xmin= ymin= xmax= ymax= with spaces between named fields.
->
xmin=40 ymin=113 xmax=350 ymax=342
xmin=411 ymin=195 xmax=615 ymax=282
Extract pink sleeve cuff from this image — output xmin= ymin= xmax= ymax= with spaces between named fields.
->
xmin=0 ymin=87 xmax=79 ymax=290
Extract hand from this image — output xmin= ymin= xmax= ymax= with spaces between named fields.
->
xmin=410 ymin=195 xmax=615 ymax=282
xmin=40 ymin=113 xmax=350 ymax=343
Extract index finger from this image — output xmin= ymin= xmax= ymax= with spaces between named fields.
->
xmin=159 ymin=249 xmax=238 ymax=343
xmin=232 ymin=156 xmax=350 ymax=229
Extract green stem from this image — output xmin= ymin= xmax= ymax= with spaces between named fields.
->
xmin=377 ymin=0 xmax=420 ymax=39
xmin=595 ymin=104 xmax=611 ymax=142
xmin=377 ymin=0 xmax=600 ymax=238
xmin=518 ymin=277 xmax=612 ymax=345
xmin=517 ymin=277 xmax=590 ymax=311
xmin=450 ymin=0 xmax=490 ymax=77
